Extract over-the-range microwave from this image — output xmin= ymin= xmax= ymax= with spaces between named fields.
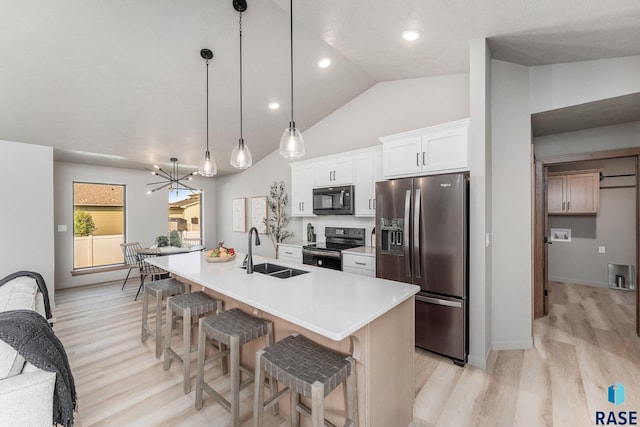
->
xmin=312 ymin=185 xmax=355 ymax=215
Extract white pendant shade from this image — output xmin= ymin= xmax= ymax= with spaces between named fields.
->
xmin=198 ymin=151 xmax=217 ymax=177
xmin=279 ymin=125 xmax=305 ymax=160
xmin=230 ymin=140 xmax=252 ymax=169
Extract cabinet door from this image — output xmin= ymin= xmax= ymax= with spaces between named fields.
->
xmin=382 ymin=135 xmax=422 ymax=178
xmin=354 ymin=152 xmax=375 ymax=216
xmin=566 ymin=173 xmax=599 ymax=213
xmin=547 ymin=176 xmax=565 ymax=213
xmin=314 ymin=157 xmax=353 ymax=187
xmin=291 ymin=164 xmax=315 ymax=216
xmin=421 ymin=125 xmax=469 ymax=173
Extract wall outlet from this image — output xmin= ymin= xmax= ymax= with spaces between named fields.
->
xmin=57 ymin=225 xmax=67 ymax=232
xmin=485 ymin=233 xmax=490 ymax=248
xmin=598 ymin=246 xmax=606 ymax=254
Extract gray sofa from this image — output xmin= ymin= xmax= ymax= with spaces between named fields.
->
xmin=0 ymin=272 xmax=56 ymax=427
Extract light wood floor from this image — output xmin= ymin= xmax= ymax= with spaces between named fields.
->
xmin=54 ymin=280 xmax=638 ymax=426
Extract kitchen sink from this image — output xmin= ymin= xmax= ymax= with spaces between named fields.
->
xmin=251 ymin=263 xmax=309 ymax=279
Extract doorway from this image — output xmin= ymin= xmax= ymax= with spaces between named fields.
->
xmin=533 ymin=148 xmax=640 ymax=336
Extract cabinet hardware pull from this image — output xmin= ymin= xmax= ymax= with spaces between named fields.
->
xmin=355 ymin=261 xmax=367 ymax=266
xmin=416 ymin=153 xmax=420 ymax=167
xmin=285 ymin=251 xmax=293 ymax=255
xmin=368 ymin=199 xmax=371 ymax=209
xmin=373 ymin=198 xmax=376 ymax=210
xmin=422 ymin=151 xmax=426 ymax=166
xmin=562 ymin=201 xmax=565 ymax=211
xmin=567 ymin=201 xmax=570 ymax=211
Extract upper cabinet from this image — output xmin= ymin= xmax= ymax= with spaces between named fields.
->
xmin=354 ymin=148 xmax=383 ymax=217
xmin=290 ymin=147 xmax=383 ymax=217
xmin=380 ymin=119 xmax=470 ymax=179
xmin=290 ymin=163 xmax=315 ymax=216
xmin=314 ymin=157 xmax=353 ymax=187
xmin=547 ymin=171 xmax=600 ymax=215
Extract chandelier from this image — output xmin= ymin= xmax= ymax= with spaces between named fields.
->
xmin=146 ymin=158 xmax=200 ymax=196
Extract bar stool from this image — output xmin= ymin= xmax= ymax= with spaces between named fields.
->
xmin=164 ymin=291 xmax=222 ymax=393
xmin=195 ymin=308 xmax=275 ymax=427
xmin=141 ymin=277 xmax=189 ymax=358
xmin=253 ymin=334 xmax=358 ymax=427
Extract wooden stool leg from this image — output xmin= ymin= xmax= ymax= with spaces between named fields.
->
xmin=230 ymin=335 xmax=240 ymax=427
xmin=141 ymin=288 xmax=149 ymax=342
xmin=163 ymin=300 xmax=173 ymax=370
xmin=183 ymin=307 xmax=192 ymax=394
xmin=253 ymin=350 xmax=265 ymax=427
xmin=154 ymin=290 xmax=163 ymax=358
xmin=195 ymin=318 xmax=206 ymax=410
xmin=346 ymin=358 xmax=358 ymax=427
xmin=291 ymin=391 xmax=300 ymax=427
xmin=311 ymin=381 xmax=324 ymax=427
xmin=266 ymin=323 xmax=278 ymax=416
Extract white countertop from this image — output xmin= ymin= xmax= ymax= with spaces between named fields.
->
xmin=342 ymin=246 xmax=376 ymax=256
xmin=146 ymin=252 xmax=418 ymax=341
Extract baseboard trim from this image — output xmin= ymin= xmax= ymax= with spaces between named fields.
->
xmin=549 ymin=276 xmax=608 ymax=288
xmin=468 ymin=342 xmax=492 ymax=369
xmin=492 ymin=339 xmax=533 ymax=351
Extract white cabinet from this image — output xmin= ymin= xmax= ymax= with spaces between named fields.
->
xmin=354 ymin=148 xmax=383 ymax=217
xmin=290 ymin=163 xmax=315 ymax=216
xmin=278 ymin=243 xmax=303 ymax=264
xmin=342 ymin=252 xmax=375 ymax=277
xmin=381 ymin=118 xmax=469 ymax=179
xmin=314 ymin=157 xmax=353 ymax=187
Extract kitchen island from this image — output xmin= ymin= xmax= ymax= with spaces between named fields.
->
xmin=147 ymin=251 xmax=419 ymax=426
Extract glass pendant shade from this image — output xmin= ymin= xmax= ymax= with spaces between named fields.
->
xmin=198 ymin=150 xmax=217 ymax=177
xmin=279 ymin=123 xmax=305 ymax=160
xmin=230 ymin=139 xmax=252 ymax=169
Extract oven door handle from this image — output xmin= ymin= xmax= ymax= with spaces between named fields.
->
xmin=302 ymin=249 xmax=342 ymax=259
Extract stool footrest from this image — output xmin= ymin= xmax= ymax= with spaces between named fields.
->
xmin=295 ymin=402 xmax=337 ymax=427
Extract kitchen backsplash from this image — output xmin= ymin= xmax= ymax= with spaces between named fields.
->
xmin=300 ymin=216 xmax=376 ymax=246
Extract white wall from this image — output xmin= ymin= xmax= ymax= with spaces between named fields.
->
xmin=54 ymin=162 xmax=217 ymax=288
xmin=530 ymin=55 xmax=640 ymax=113
xmin=491 ymin=60 xmax=533 ymax=350
xmin=216 ymin=74 xmax=470 ymax=257
xmin=468 ymin=38 xmax=493 ymax=368
xmin=0 ymin=140 xmax=55 ymax=304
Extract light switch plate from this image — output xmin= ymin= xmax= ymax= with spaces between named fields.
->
xmin=485 ymin=233 xmax=490 ymax=248
xmin=598 ymin=246 xmax=606 ymax=254
xmin=57 ymin=225 xmax=67 ymax=232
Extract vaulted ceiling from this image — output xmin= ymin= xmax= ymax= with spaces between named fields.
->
xmin=1 ymin=0 xmax=639 ymax=174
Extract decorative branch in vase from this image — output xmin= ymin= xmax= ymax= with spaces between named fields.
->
xmin=263 ymin=181 xmax=293 ymax=259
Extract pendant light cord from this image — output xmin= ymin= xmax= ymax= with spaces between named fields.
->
xmin=239 ymin=12 xmax=243 ymax=143
xmin=206 ymin=59 xmax=210 ymax=152
xmin=289 ymin=0 xmax=294 ymax=126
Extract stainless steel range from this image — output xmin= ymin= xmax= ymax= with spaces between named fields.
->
xmin=303 ymin=227 xmax=365 ymax=270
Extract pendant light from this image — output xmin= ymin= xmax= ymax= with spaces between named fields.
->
xmin=198 ymin=48 xmax=217 ymax=177
xmin=230 ymin=0 xmax=252 ymax=169
xmin=279 ymin=0 xmax=305 ymax=160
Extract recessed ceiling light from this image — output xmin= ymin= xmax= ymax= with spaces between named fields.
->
xmin=317 ymin=57 xmax=332 ymax=68
xmin=401 ymin=30 xmax=421 ymax=41
xmin=268 ymin=102 xmax=280 ymax=110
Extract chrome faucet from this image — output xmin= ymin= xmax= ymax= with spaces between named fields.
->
xmin=246 ymin=227 xmax=261 ymax=274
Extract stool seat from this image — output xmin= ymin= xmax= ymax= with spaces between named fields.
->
xmin=141 ymin=278 xmax=188 ymax=358
xmin=168 ymin=291 xmax=220 ymax=316
xmin=164 ymin=291 xmax=222 ymax=394
xmin=254 ymin=334 xmax=358 ymax=427
xmin=201 ymin=308 xmax=271 ymax=347
xmin=146 ymin=278 xmax=187 ymax=298
xmin=260 ymin=334 xmax=351 ymax=399
xmin=196 ymin=309 xmax=275 ymax=427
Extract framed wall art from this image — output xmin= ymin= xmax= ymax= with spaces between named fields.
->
xmin=251 ymin=196 xmax=268 ymax=234
xmin=232 ymin=198 xmax=246 ymax=232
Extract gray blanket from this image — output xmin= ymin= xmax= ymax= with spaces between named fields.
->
xmin=0 ymin=310 xmax=76 ymax=427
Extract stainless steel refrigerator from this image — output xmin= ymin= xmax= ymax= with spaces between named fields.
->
xmin=376 ymin=172 xmax=468 ymax=365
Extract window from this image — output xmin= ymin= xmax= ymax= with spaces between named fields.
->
xmin=73 ymin=182 xmax=126 ymax=269
xmin=168 ymin=190 xmax=202 ymax=245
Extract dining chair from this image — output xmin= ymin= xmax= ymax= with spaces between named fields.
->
xmin=135 ymin=250 xmax=169 ymax=301
xmin=120 ymin=242 xmax=142 ymax=291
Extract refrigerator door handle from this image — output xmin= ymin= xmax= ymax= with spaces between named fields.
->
xmin=416 ymin=295 xmax=462 ymax=308
xmin=414 ymin=189 xmax=421 ymax=279
xmin=404 ymin=190 xmax=411 ymax=277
